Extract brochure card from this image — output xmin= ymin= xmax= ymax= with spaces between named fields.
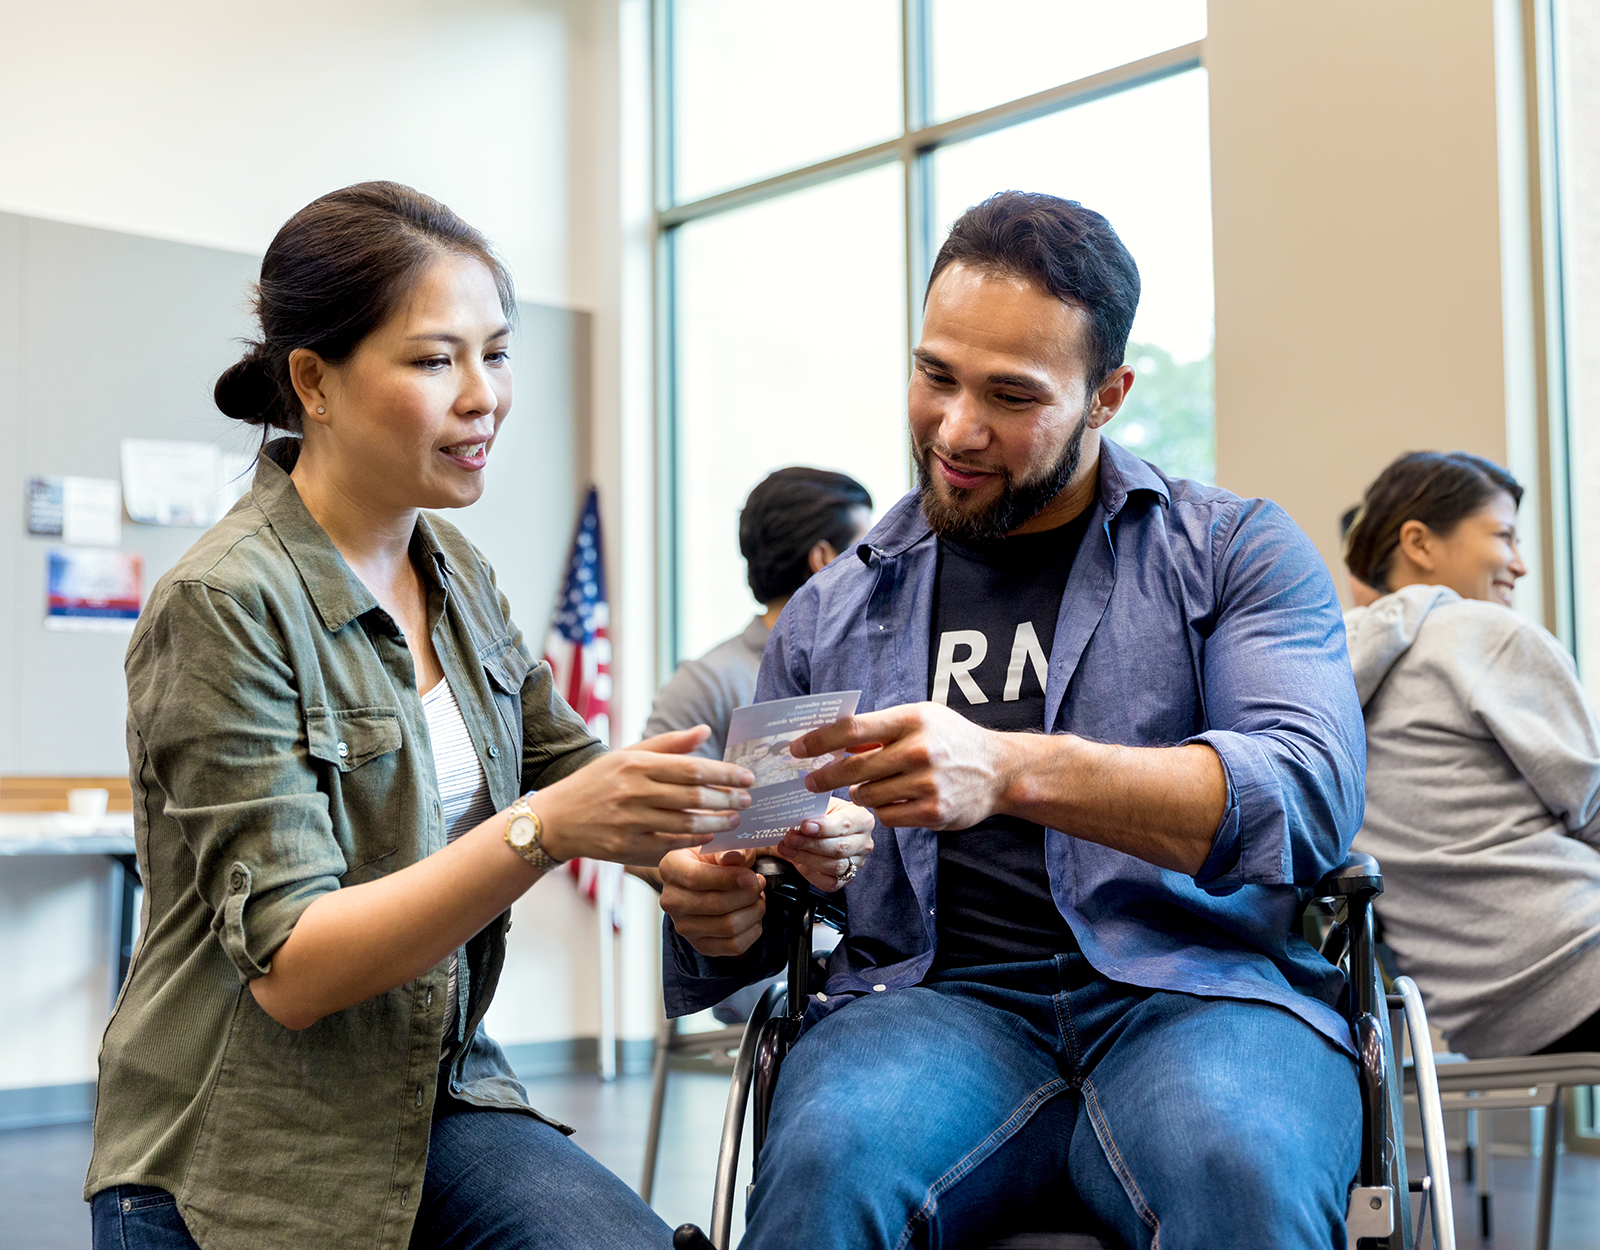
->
xmin=701 ymin=691 xmax=861 ymax=853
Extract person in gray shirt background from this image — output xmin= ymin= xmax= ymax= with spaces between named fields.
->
xmin=1344 ymin=450 xmax=1600 ymax=1058
xmin=644 ymin=466 xmax=873 ymax=757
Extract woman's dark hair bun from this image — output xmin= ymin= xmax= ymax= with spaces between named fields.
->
xmin=214 ymin=181 xmax=514 ymax=435
xmin=214 ymin=351 xmax=283 ymax=427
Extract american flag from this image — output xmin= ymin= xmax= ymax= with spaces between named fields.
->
xmin=543 ymin=487 xmax=623 ymax=929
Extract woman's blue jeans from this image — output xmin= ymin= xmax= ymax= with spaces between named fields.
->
xmin=742 ymin=953 xmax=1362 ymax=1250
xmin=91 ymin=1092 xmax=672 ymax=1249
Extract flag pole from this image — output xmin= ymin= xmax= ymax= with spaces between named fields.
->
xmin=541 ymin=486 xmax=620 ymax=1083
xmin=597 ymin=866 xmax=616 ymax=1082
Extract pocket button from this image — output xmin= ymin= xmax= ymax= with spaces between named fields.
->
xmin=337 ymin=741 xmax=349 ymax=759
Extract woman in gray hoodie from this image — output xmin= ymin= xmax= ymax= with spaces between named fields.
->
xmin=1344 ymin=451 xmax=1600 ymax=1058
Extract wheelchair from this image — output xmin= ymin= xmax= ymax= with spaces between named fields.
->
xmin=672 ymin=852 xmax=1456 ymax=1250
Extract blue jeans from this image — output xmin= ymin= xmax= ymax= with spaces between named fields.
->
xmin=92 ymin=1094 xmax=672 ymax=1249
xmin=743 ymin=954 xmax=1361 ymax=1250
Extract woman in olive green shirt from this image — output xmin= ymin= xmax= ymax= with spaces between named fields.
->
xmin=86 ymin=182 xmax=872 ymax=1250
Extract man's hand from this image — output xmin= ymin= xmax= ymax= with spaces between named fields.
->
xmin=792 ymin=703 xmax=1016 ymax=830
xmin=659 ymin=799 xmax=876 ymax=957
xmin=771 ymin=798 xmax=875 ymax=893
xmin=796 ymin=702 xmax=1225 ymax=875
xmin=659 ymin=847 xmax=768 ymax=958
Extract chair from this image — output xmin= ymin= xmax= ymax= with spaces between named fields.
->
xmin=640 ymin=1013 xmax=745 ymax=1202
xmin=671 ymin=851 xmax=1456 ymax=1250
xmin=1402 ymin=1050 xmax=1600 ymax=1249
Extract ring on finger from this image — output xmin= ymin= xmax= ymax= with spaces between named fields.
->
xmin=838 ymin=856 xmax=859 ymax=885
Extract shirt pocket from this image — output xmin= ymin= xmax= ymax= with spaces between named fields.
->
xmin=305 ymin=706 xmax=403 ymax=771
xmin=304 ymin=705 xmax=406 ymax=871
xmin=478 ymin=637 xmax=531 ymax=746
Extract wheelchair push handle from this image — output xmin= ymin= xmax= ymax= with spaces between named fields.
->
xmin=1313 ymin=850 xmax=1383 ymax=902
xmin=752 ymin=855 xmax=847 ymax=930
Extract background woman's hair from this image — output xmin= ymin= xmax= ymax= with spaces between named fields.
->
xmin=739 ymin=467 xmax=873 ymax=605
xmin=1343 ymin=451 xmax=1523 ymax=592
xmin=213 ymin=181 xmax=514 ymax=433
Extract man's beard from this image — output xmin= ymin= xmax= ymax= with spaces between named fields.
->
xmin=916 ymin=411 xmax=1089 ymax=545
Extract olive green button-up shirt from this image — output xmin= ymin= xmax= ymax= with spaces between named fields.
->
xmin=85 ymin=439 xmax=606 ymax=1250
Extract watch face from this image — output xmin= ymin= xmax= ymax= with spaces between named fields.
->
xmin=508 ymin=813 xmax=536 ymax=848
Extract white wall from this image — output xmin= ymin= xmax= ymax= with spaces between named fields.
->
xmin=0 ymin=0 xmax=586 ymax=310
xmin=0 ymin=0 xmax=667 ymax=1097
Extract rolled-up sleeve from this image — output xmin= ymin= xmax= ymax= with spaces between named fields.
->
xmin=1184 ymin=500 xmax=1367 ymax=893
xmin=129 ymin=580 xmax=347 ymax=981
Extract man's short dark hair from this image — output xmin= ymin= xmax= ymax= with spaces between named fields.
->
xmin=927 ymin=191 xmax=1141 ymax=387
xmin=740 ymin=467 xmax=873 ymax=605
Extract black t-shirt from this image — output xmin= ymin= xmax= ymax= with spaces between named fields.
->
xmin=927 ymin=509 xmax=1094 ymax=971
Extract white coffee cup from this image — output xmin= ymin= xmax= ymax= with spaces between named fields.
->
xmin=67 ymin=788 xmax=110 ymax=818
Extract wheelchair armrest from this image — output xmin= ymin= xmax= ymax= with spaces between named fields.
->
xmin=1313 ymin=850 xmax=1383 ymax=902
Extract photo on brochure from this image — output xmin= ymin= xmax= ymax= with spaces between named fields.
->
xmin=700 ymin=690 xmax=862 ymax=853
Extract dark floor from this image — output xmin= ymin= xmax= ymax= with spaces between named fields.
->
xmin=6 ymin=1072 xmax=1598 ymax=1249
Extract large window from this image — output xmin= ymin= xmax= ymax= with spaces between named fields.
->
xmin=657 ymin=1 xmax=1213 ymax=666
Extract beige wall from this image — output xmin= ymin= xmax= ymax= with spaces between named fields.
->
xmin=1208 ymin=0 xmax=1510 ymax=599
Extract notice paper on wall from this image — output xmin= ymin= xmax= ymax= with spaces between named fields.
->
xmin=25 ymin=475 xmax=122 ymax=546
xmin=46 ymin=547 xmax=143 ymax=632
xmin=698 ymin=690 xmax=862 ymax=854
xmin=120 ymin=439 xmax=255 ymax=527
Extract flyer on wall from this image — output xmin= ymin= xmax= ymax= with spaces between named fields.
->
xmin=701 ymin=690 xmax=862 ymax=854
xmin=45 ymin=547 xmax=143 ymax=632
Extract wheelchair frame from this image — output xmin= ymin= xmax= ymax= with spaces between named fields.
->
xmin=680 ymin=853 xmax=1456 ymax=1250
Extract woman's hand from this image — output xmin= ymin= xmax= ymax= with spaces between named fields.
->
xmin=771 ymin=797 xmax=875 ymax=893
xmin=535 ymin=726 xmax=755 ymax=867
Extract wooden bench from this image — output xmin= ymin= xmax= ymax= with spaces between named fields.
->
xmin=0 ymin=775 xmax=133 ymax=813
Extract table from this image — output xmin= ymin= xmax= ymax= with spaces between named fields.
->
xmin=0 ymin=813 xmax=138 ymax=1002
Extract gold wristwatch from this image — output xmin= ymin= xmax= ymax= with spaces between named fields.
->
xmin=505 ymin=791 xmax=564 ymax=872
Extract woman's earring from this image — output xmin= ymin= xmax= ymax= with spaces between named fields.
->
xmin=316 ymin=406 xmax=326 ymax=414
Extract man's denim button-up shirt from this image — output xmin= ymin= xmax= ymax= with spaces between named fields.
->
xmin=664 ymin=439 xmax=1367 ymax=1054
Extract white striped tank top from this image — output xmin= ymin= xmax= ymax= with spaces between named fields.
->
xmin=421 ymin=676 xmax=497 ymax=1047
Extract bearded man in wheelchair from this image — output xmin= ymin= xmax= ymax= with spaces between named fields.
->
xmin=660 ymin=192 xmax=1371 ymax=1250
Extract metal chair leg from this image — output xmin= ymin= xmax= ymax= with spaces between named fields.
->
xmin=641 ymin=1013 xmax=677 ymax=1202
xmin=1534 ymin=1092 xmax=1562 ymax=1250
xmin=1475 ymin=1108 xmax=1493 ymax=1239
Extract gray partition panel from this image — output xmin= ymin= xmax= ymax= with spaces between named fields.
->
xmin=0 ymin=211 xmax=588 ymax=776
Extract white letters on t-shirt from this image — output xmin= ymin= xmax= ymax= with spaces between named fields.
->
xmin=932 ymin=630 xmax=988 ymax=705
xmin=933 ymin=622 xmax=1049 ymax=706
xmin=1003 ymin=620 xmax=1049 ymax=702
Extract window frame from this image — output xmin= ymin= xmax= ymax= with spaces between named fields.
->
xmin=650 ymin=0 xmax=1204 ymax=673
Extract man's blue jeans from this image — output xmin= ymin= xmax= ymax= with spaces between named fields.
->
xmin=742 ymin=954 xmax=1361 ymax=1250
xmin=91 ymin=1092 xmax=672 ymax=1249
